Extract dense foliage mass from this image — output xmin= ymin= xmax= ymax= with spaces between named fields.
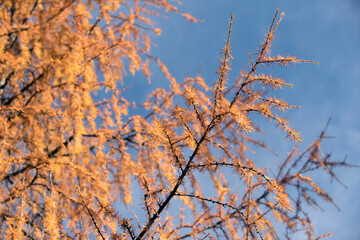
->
xmin=0 ymin=1 xmax=353 ymax=239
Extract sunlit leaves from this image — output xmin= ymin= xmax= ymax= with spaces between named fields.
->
xmin=0 ymin=2 xmax=350 ymax=240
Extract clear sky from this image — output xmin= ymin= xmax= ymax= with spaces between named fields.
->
xmin=124 ymin=0 xmax=360 ymax=238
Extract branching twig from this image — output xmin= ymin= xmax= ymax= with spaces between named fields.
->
xmin=76 ymin=185 xmax=105 ymax=240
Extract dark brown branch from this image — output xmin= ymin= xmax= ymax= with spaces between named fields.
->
xmin=76 ymin=186 xmax=105 ymax=240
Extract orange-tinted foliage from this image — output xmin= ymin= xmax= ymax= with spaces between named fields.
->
xmin=0 ymin=1 xmax=354 ymax=239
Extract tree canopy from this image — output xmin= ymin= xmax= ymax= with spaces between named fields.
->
xmin=0 ymin=1 xmax=355 ymax=239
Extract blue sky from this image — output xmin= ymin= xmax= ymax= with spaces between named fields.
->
xmin=123 ymin=0 xmax=360 ymax=238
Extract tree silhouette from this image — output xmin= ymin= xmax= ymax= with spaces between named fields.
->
xmin=0 ymin=1 xmax=355 ymax=239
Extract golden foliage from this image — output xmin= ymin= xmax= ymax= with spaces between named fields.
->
xmin=0 ymin=2 xmax=354 ymax=240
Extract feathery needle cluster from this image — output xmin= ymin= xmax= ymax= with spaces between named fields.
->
xmin=0 ymin=1 xmax=355 ymax=239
